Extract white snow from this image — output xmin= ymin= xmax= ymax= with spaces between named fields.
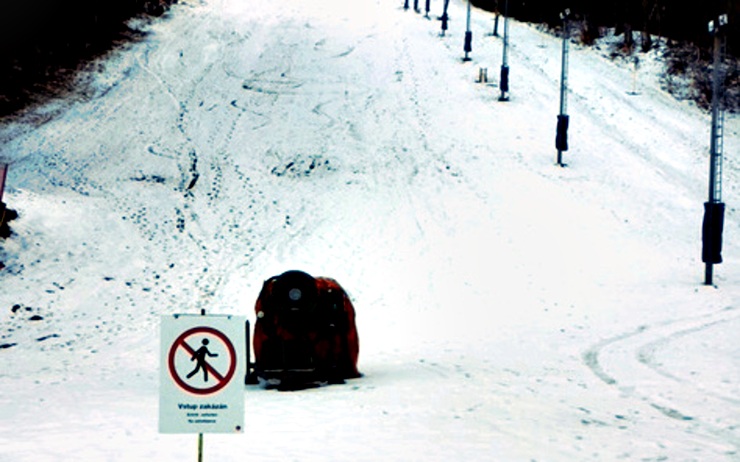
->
xmin=1 ymin=0 xmax=739 ymax=460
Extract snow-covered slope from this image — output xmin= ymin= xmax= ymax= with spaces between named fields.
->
xmin=1 ymin=0 xmax=738 ymax=460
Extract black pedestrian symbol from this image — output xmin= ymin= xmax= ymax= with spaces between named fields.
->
xmin=186 ymin=338 xmax=219 ymax=382
xmin=168 ymin=326 xmax=237 ymax=395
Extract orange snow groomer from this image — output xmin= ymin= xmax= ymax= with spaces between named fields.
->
xmin=252 ymin=270 xmax=360 ymax=387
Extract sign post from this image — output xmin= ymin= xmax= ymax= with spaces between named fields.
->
xmin=160 ymin=313 xmax=246 ymax=440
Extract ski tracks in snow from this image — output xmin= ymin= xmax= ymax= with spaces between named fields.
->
xmin=583 ymin=305 xmax=740 ymax=453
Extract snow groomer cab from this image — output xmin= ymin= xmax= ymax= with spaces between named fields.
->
xmin=251 ymin=270 xmax=360 ymax=389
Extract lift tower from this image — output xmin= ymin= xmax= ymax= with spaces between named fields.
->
xmin=702 ymin=14 xmax=729 ymax=285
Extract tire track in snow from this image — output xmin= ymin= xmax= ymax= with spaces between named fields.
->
xmin=636 ymin=319 xmax=740 ymax=406
xmin=583 ymin=306 xmax=740 ymax=450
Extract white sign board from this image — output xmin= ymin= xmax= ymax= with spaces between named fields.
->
xmin=159 ymin=314 xmax=246 ymax=434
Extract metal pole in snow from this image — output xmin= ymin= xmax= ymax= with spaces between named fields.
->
xmin=440 ymin=0 xmax=450 ymax=36
xmin=703 ymin=14 xmax=728 ymax=285
xmin=498 ymin=0 xmax=509 ymax=101
xmin=556 ymin=9 xmax=571 ymax=166
xmin=707 ymin=18 xmax=726 ymax=207
xmin=463 ymin=0 xmax=472 ymax=61
xmin=0 ymin=164 xmax=7 ymax=226
xmin=0 ymin=164 xmax=7 ymax=204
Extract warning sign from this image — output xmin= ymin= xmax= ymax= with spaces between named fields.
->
xmin=159 ymin=314 xmax=246 ymax=434
xmin=168 ymin=326 xmax=237 ymax=395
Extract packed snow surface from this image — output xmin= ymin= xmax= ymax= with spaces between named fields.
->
xmin=1 ymin=0 xmax=739 ymax=460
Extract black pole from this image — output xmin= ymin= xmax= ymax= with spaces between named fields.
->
xmin=0 ymin=164 xmax=7 ymax=205
xmin=440 ymin=0 xmax=450 ymax=36
xmin=0 ymin=164 xmax=8 ymax=232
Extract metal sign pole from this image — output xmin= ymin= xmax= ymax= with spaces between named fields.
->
xmin=199 ymin=308 xmax=205 ymax=462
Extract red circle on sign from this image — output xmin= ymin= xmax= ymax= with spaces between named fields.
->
xmin=168 ymin=326 xmax=237 ymax=395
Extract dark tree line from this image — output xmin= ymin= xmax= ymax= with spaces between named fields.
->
xmin=1 ymin=0 xmax=173 ymax=54
xmin=1 ymin=0 xmax=178 ymax=117
xmin=472 ymin=0 xmax=739 ymax=54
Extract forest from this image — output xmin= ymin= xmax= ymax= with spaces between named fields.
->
xmin=1 ymin=0 xmax=178 ymax=117
xmin=471 ymin=0 xmax=738 ymax=52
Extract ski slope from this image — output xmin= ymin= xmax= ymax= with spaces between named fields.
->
xmin=1 ymin=0 xmax=739 ymax=460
